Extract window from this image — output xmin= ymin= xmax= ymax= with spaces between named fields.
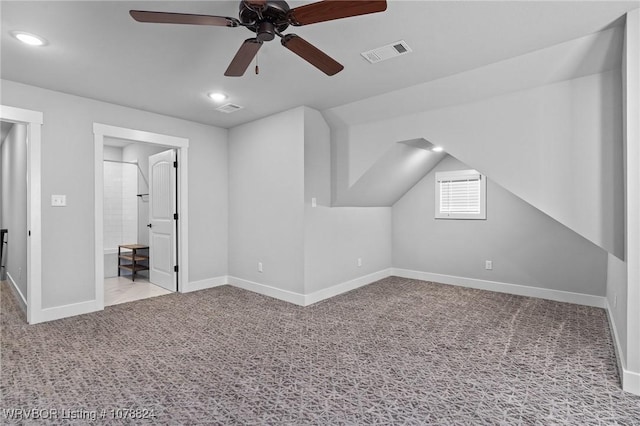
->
xmin=435 ymin=169 xmax=486 ymax=219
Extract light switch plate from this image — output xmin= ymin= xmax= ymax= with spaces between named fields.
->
xmin=51 ymin=195 xmax=66 ymax=207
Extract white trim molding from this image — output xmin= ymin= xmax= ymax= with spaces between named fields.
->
xmin=304 ymin=269 xmax=392 ymax=306
xmin=39 ymin=300 xmax=99 ymax=323
xmin=183 ymin=276 xmax=228 ymax=293
xmin=6 ymin=272 xmax=27 ymax=313
xmin=227 ymin=276 xmax=306 ymax=306
xmin=622 ymin=368 xmax=640 ymax=396
xmin=606 ymin=299 xmax=640 ymax=396
xmin=0 ymin=105 xmax=43 ymax=324
xmin=93 ymin=123 xmax=190 ymax=314
xmin=392 ymin=268 xmax=606 ymax=308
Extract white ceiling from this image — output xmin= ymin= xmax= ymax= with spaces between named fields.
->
xmin=1 ymin=1 xmax=638 ymax=129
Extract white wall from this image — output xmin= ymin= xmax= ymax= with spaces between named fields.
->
xmin=393 ymin=155 xmax=608 ymax=295
xmin=121 ymin=143 xmax=168 ymax=246
xmin=623 ymin=8 xmax=640 ymax=391
xmin=303 ymin=107 xmax=391 ymax=294
xmin=102 ymin=160 xmax=137 ymax=250
xmin=0 ymin=79 xmax=228 ymax=308
xmin=607 ymin=8 xmax=640 ymax=395
xmin=103 ymin=145 xmax=122 ymax=161
xmin=341 ymin=70 xmax=623 ymax=260
xmin=0 ymin=123 xmax=28 ymax=301
xmin=228 ymin=107 xmax=305 ymax=294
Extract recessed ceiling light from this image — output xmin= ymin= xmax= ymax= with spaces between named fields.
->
xmin=208 ymin=92 xmax=228 ymax=103
xmin=12 ymin=31 xmax=46 ymax=46
xmin=432 ymin=146 xmax=444 ymax=152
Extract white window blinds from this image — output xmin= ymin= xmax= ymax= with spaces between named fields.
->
xmin=435 ymin=170 xmax=486 ymax=219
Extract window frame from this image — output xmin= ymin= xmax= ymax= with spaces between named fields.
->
xmin=435 ymin=169 xmax=487 ymax=220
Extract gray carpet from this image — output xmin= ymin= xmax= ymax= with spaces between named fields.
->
xmin=1 ymin=277 xmax=639 ymax=424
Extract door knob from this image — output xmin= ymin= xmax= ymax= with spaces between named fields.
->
xmin=147 ymin=223 xmax=152 ymax=228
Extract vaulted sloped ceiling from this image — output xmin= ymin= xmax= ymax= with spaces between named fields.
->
xmin=326 ymin=27 xmax=625 ymax=259
xmin=333 ymin=139 xmax=446 ymax=207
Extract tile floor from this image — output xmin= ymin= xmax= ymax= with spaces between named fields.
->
xmin=104 ymin=276 xmax=172 ymax=306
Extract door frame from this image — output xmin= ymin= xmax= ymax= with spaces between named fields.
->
xmin=93 ymin=123 xmax=189 ymax=309
xmin=0 ymin=105 xmax=43 ymax=324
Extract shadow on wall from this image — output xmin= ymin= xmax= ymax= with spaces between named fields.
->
xmin=333 ymin=138 xmax=446 ymax=207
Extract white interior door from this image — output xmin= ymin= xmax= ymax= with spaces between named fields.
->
xmin=148 ymin=149 xmax=176 ymax=291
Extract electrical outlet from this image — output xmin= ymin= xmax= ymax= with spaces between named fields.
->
xmin=258 ymin=262 xmax=263 ymax=273
xmin=357 ymin=258 xmax=362 ymax=267
xmin=51 ymin=194 xmax=66 ymax=207
xmin=485 ymin=260 xmax=492 ymax=270
xmin=311 ymin=197 xmax=317 ymax=207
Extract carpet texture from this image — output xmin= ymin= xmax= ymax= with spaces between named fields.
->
xmin=2 ymin=277 xmax=639 ymax=424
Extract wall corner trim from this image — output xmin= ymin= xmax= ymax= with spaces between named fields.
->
xmin=622 ymin=368 xmax=640 ymax=396
xmin=392 ymin=268 xmax=606 ymax=308
xmin=38 ymin=300 xmax=100 ymax=324
xmin=6 ymin=272 xmax=27 ymax=314
xmin=605 ymin=299 xmax=640 ymax=396
xmin=304 ymin=268 xmax=393 ymax=306
xmin=182 ymin=276 xmax=228 ymax=293
xmin=227 ymin=276 xmax=306 ymax=306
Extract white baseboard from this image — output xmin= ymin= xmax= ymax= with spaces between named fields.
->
xmin=304 ymin=268 xmax=393 ymax=306
xmin=39 ymin=300 xmax=99 ymax=323
xmin=622 ymin=368 xmax=640 ymax=395
xmin=605 ymin=298 xmax=640 ymax=396
xmin=182 ymin=276 xmax=228 ymax=293
xmin=605 ymin=298 xmax=627 ymax=384
xmin=227 ymin=276 xmax=305 ymax=306
xmin=6 ymin=272 xmax=27 ymax=313
xmin=392 ymin=268 xmax=606 ymax=308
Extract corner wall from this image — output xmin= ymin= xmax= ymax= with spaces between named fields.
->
xmin=0 ymin=79 xmax=228 ymax=310
xmin=303 ymin=108 xmax=392 ymax=297
xmin=228 ymin=107 xmax=306 ymax=295
xmin=607 ymin=8 xmax=640 ymax=395
xmin=393 ymin=155 xmax=607 ymax=299
xmin=227 ymin=106 xmax=392 ymax=302
xmin=343 ymin=70 xmax=623 ymax=260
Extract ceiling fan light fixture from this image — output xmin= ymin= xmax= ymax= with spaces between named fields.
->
xmin=130 ymin=0 xmax=388 ymax=77
xmin=12 ymin=31 xmax=46 ymax=46
xmin=208 ymin=92 xmax=228 ymax=102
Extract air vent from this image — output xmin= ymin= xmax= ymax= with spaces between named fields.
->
xmin=361 ymin=40 xmax=412 ymax=64
xmin=216 ymin=103 xmax=243 ymax=113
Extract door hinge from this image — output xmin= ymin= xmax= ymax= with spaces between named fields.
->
xmin=173 ymin=160 xmax=178 ymax=168
xmin=174 ymin=213 xmax=178 ymax=220
xmin=174 ymin=265 xmax=179 ymax=272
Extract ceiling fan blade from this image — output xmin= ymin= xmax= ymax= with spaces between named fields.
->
xmin=225 ymin=39 xmax=263 ymax=77
xmin=130 ymin=10 xmax=239 ymax=27
xmin=281 ymin=34 xmax=344 ymax=76
xmin=288 ymin=0 xmax=387 ymax=26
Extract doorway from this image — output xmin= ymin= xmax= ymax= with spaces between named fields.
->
xmin=93 ymin=123 xmax=189 ymax=310
xmin=102 ymin=137 xmax=177 ymax=305
xmin=1 ymin=121 xmax=28 ymax=309
xmin=0 ymin=105 xmax=42 ymax=324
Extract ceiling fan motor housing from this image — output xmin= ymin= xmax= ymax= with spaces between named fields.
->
xmin=239 ymin=0 xmax=291 ymax=41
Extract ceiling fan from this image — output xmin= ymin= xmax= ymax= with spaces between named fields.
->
xmin=130 ymin=0 xmax=387 ymax=77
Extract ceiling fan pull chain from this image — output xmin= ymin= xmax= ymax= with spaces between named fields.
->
xmin=255 ymin=52 xmax=260 ymax=75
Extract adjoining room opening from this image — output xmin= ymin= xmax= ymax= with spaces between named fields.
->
xmin=102 ymin=137 xmax=178 ymax=306
xmin=0 ymin=120 xmax=28 ymax=316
